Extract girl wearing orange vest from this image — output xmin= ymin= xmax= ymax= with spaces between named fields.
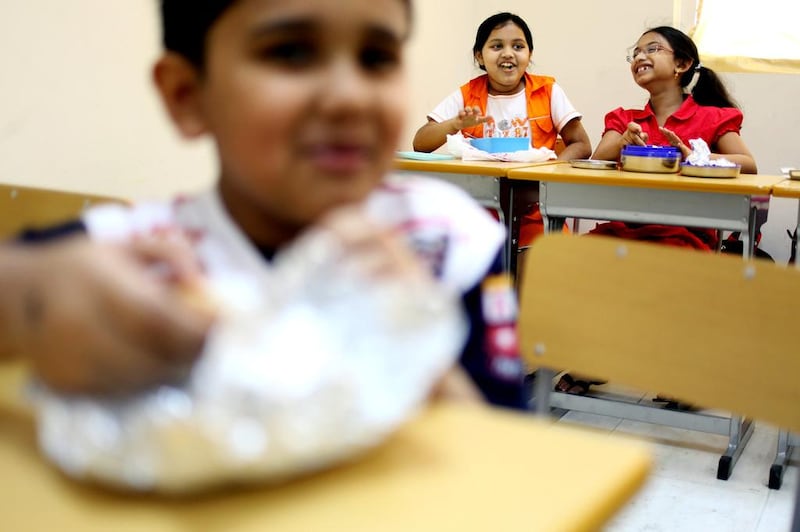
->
xmin=413 ymin=12 xmax=591 ymax=247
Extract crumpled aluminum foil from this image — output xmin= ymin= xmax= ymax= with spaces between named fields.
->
xmin=32 ymin=228 xmax=466 ymax=494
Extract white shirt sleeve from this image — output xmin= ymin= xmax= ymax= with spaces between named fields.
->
xmin=427 ymin=90 xmax=466 ymax=123
xmin=550 ymin=82 xmax=582 ymax=132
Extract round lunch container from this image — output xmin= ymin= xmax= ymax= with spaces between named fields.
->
xmin=680 ymin=163 xmax=741 ymax=179
xmin=469 ymin=137 xmax=531 ymax=153
xmin=620 ymin=145 xmax=681 ymax=173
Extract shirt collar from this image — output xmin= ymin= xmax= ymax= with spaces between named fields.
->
xmin=633 ymin=95 xmax=698 ymax=122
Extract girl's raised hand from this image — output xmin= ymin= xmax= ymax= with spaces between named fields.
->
xmin=621 ymin=122 xmax=648 ymax=146
xmin=658 ymin=126 xmax=691 ymax=158
xmin=455 ymin=105 xmax=490 ymax=130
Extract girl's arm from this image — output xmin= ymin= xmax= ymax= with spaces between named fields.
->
xmin=412 ymin=106 xmax=490 ymax=152
xmin=592 ymin=130 xmax=625 ymax=161
xmin=659 ymin=128 xmax=758 ymax=174
xmin=412 ymin=118 xmax=460 ymax=152
xmin=707 ymin=132 xmax=757 ymax=174
xmin=556 ymin=118 xmax=592 ymax=161
xmin=592 ymin=122 xmax=647 ymax=161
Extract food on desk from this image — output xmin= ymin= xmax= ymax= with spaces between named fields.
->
xmin=469 ymin=136 xmax=531 ymax=153
xmin=569 ymin=159 xmax=618 ymax=170
xmin=680 ymin=162 xmax=741 ymax=179
xmin=620 ymin=145 xmax=681 ymax=173
xmin=31 ymin=230 xmax=466 ymax=494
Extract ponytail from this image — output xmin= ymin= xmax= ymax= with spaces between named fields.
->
xmin=646 ymin=26 xmax=739 ymax=109
xmin=689 ymin=65 xmax=739 ymax=108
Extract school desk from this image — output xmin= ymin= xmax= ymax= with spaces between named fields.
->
xmin=506 ymin=163 xmax=786 ymax=480
xmin=507 ymin=162 xmax=785 ymax=260
xmin=763 ymin=178 xmax=800 ymax=490
xmin=0 ymin=363 xmax=651 ymax=532
xmin=393 ymin=158 xmax=561 ymax=272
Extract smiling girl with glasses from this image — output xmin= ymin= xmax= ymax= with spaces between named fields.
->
xmin=556 ymin=26 xmax=760 ymax=399
xmin=593 ymin=26 xmax=756 ymax=173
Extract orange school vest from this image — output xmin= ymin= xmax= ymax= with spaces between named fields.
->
xmin=459 ymin=73 xmax=557 ymax=149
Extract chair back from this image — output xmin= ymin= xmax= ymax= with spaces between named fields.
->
xmin=0 ymin=184 xmax=124 ymax=240
xmin=518 ymin=233 xmax=800 ymax=434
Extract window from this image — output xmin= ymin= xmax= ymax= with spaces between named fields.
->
xmin=684 ymin=0 xmax=800 ymax=73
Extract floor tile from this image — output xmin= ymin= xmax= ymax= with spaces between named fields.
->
xmin=606 ymin=475 xmax=767 ymax=531
xmin=552 ymin=408 xmax=798 ymax=530
xmin=556 ymin=410 xmax=622 ymax=432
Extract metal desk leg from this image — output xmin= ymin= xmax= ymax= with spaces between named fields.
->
xmin=717 ymin=416 xmax=754 ymax=480
xmin=794 ymin=200 xmax=800 ymax=269
xmin=770 ymin=430 xmax=798 ymax=489
xmin=506 ymin=180 xmax=540 ymax=278
xmin=531 ymin=368 xmax=557 ymax=417
xmin=792 ymin=469 xmax=800 ymax=532
xmin=741 ymin=205 xmax=757 ymax=259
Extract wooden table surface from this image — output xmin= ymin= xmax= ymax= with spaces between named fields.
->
xmin=0 ymin=363 xmax=651 ymax=532
xmin=771 ymin=178 xmax=800 ymax=199
xmin=393 ymin=157 xmax=561 ymax=177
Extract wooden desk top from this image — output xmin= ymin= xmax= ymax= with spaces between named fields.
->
xmin=0 ymin=364 xmax=650 ymax=532
xmin=393 ymin=157 xmax=560 ymax=177
xmin=507 ymin=163 xmax=785 ymax=195
xmin=771 ymin=178 xmax=800 ymax=198
xmin=0 ymin=183 xmax=125 ymax=239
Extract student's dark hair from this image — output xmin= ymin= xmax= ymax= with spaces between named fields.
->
xmin=645 ymin=26 xmax=738 ymax=109
xmin=160 ymin=0 xmax=414 ymax=70
xmin=160 ymin=1 xmax=238 ymax=69
xmin=473 ymin=12 xmax=533 ymax=72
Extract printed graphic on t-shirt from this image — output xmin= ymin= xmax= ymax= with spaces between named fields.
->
xmin=482 ymin=115 xmax=530 ymax=138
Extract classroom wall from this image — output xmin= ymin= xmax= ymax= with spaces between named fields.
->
xmin=2 ymin=1 xmax=800 ymax=260
xmin=0 ymin=1 xmax=216 ymax=200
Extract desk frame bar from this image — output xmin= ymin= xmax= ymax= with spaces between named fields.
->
xmin=540 ymin=182 xmax=753 ymax=252
xmin=532 ymin=372 xmax=754 ymax=481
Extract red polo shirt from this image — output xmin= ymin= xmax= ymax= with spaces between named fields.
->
xmin=591 ymin=96 xmax=745 ymax=251
xmin=603 ymin=95 xmax=743 ymax=150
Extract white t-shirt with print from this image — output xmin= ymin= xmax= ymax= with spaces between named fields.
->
xmin=427 ymin=81 xmax=581 ymax=140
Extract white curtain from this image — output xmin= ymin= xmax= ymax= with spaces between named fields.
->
xmin=690 ymin=0 xmax=800 ymax=73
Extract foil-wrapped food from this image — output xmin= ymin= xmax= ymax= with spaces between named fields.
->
xmin=31 ymin=227 xmax=467 ymax=494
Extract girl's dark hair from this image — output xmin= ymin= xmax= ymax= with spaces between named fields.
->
xmin=473 ymin=12 xmax=533 ymax=72
xmin=645 ymin=26 xmax=738 ymax=109
xmin=160 ymin=0 xmax=413 ymax=69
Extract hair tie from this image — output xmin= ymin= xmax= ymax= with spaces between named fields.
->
xmin=694 ymin=62 xmax=702 ymax=71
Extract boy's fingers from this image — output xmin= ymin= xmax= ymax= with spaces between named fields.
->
xmin=126 ymin=236 xmax=205 ymax=285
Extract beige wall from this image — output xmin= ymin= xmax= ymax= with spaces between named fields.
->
xmin=0 ymin=1 xmax=216 ymax=200
xmin=2 ymin=1 xmax=800 ymax=260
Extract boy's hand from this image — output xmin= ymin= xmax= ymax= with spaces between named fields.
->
xmin=4 ymin=236 xmax=215 ymax=395
xmin=430 ymin=366 xmax=486 ymax=405
xmin=319 ymin=206 xmax=434 ymax=283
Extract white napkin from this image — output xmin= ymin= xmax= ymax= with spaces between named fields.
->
xmin=445 ymin=132 xmax=556 ymax=163
xmin=686 ymin=138 xmax=736 ymax=167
